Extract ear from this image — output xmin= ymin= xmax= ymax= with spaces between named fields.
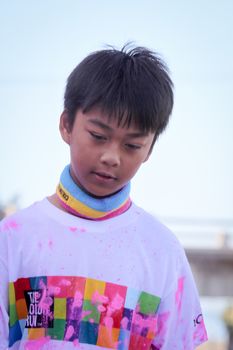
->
xmin=59 ymin=111 xmax=72 ymax=145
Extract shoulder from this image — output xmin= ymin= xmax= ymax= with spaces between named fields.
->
xmin=129 ymin=204 xmax=193 ymax=295
xmin=132 ymin=203 xmax=181 ymax=249
xmin=0 ymin=199 xmax=47 ymax=234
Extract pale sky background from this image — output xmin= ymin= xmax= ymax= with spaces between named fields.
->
xmin=0 ymin=2 xmax=233 ymax=342
xmin=1 ymin=0 xmax=233 ymax=222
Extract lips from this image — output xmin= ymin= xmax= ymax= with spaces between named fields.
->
xmin=92 ymin=171 xmax=117 ymax=180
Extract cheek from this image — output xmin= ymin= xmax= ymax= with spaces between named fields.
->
xmin=70 ymin=145 xmax=95 ymax=172
xmin=125 ymin=158 xmax=144 ymax=176
xmin=70 ymin=141 xmax=88 ymax=159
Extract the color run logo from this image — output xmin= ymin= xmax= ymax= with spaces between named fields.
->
xmin=24 ymin=290 xmax=54 ymax=328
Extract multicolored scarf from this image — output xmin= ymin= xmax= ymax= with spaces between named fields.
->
xmin=56 ymin=165 xmax=132 ymax=220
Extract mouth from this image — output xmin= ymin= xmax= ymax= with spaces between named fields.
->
xmin=92 ymin=171 xmax=117 ymax=181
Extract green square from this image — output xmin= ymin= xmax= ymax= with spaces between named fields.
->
xmin=9 ymin=303 xmax=18 ymax=326
xmin=82 ymin=300 xmax=100 ymax=323
xmin=54 ymin=298 xmax=67 ymax=319
xmin=138 ymin=292 xmax=160 ymax=314
xmin=47 ymin=319 xmax=66 ymax=340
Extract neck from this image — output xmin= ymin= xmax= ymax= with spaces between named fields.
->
xmin=55 ymin=165 xmax=132 ymax=220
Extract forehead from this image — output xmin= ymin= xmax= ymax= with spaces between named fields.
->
xmin=81 ymin=107 xmax=153 ymax=136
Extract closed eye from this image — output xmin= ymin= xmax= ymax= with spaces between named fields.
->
xmin=125 ymin=143 xmax=142 ymax=150
xmin=89 ymin=131 xmax=107 ymax=141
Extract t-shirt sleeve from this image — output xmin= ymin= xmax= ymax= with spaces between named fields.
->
xmin=152 ymin=247 xmax=208 ymax=349
xmin=0 ymin=221 xmax=10 ymax=349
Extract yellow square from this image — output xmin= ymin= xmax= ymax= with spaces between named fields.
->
xmin=16 ymin=299 xmax=28 ymax=319
xmin=54 ymin=298 xmax=67 ymax=319
xmin=84 ymin=278 xmax=106 ymax=300
xmin=28 ymin=328 xmax=45 ymax=340
xmin=9 ymin=282 xmax=16 ymax=305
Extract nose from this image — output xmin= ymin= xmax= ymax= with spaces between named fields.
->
xmin=100 ymin=145 xmax=120 ymax=167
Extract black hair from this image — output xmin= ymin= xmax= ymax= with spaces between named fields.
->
xmin=64 ymin=44 xmax=173 ymax=142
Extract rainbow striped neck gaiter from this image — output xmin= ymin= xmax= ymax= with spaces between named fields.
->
xmin=56 ymin=165 xmax=132 ymax=220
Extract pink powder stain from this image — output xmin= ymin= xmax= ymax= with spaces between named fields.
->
xmin=113 ymin=341 xmax=120 ymax=349
xmin=91 ymin=290 xmax=109 ymax=305
xmin=193 ymin=315 xmax=208 ymax=342
xmin=133 ymin=310 xmax=157 ymax=334
xmin=98 ymin=304 xmax=106 ymax=312
xmin=47 ymin=286 xmax=61 ymax=296
xmin=73 ymin=339 xmax=80 ymax=347
xmin=132 ymin=312 xmax=143 ymax=333
xmin=156 ymin=311 xmax=170 ymax=339
xmin=38 ymin=280 xmax=56 ymax=317
xmin=64 ymin=325 xmax=74 ymax=340
xmin=72 ymin=290 xmax=83 ymax=308
xmin=106 ymin=295 xmax=123 ymax=318
xmin=89 ymin=318 xmax=95 ymax=323
xmin=38 ymin=296 xmax=53 ymax=315
xmin=60 ymin=279 xmax=72 ymax=286
xmin=110 ymin=293 xmax=124 ymax=311
xmin=104 ymin=315 xmax=114 ymax=329
xmin=3 ymin=220 xmax=19 ymax=231
xmin=120 ymin=316 xmax=129 ymax=329
xmin=145 ymin=316 xmax=157 ymax=331
xmin=69 ymin=226 xmax=78 ymax=232
xmin=135 ymin=304 xmax=140 ymax=313
xmin=24 ymin=336 xmax=50 ymax=349
xmin=48 ymin=240 xmax=53 ymax=249
xmin=69 ymin=226 xmax=86 ymax=233
xmin=175 ymin=276 xmax=185 ymax=314
xmin=103 ymin=316 xmax=115 ymax=347
xmin=38 ymin=284 xmax=49 ymax=313
xmin=81 ymin=310 xmax=92 ymax=319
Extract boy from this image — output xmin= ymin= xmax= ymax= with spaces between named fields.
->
xmin=0 ymin=45 xmax=208 ymax=349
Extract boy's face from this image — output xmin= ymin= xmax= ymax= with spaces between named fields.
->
xmin=60 ymin=108 xmax=155 ymax=197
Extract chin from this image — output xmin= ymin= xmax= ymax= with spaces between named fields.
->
xmin=89 ymin=186 xmax=119 ymax=198
xmin=90 ymin=190 xmax=114 ymax=198
xmin=82 ymin=186 xmax=110 ymax=198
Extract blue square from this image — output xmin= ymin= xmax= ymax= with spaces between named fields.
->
xmin=30 ymin=276 xmax=47 ymax=290
xmin=125 ymin=287 xmax=141 ymax=309
xmin=122 ymin=308 xmax=133 ymax=330
xmin=9 ymin=321 xmax=22 ymax=347
xmin=19 ymin=319 xmax=27 ymax=339
xmin=117 ymin=329 xmax=130 ymax=349
xmin=79 ymin=321 xmax=98 ymax=345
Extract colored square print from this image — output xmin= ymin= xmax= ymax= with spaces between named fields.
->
xmin=138 ymin=292 xmax=160 ymax=314
xmin=79 ymin=321 xmax=99 ymax=345
xmin=14 ymin=278 xmax=31 ymax=300
xmin=97 ymin=325 xmax=120 ymax=349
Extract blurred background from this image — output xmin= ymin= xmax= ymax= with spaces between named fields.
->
xmin=0 ymin=1 xmax=233 ymax=348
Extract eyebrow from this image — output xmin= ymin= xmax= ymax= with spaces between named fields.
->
xmin=87 ymin=118 xmax=149 ymax=138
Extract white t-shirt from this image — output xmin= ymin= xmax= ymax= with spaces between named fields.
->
xmin=0 ymin=198 xmax=207 ymax=349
